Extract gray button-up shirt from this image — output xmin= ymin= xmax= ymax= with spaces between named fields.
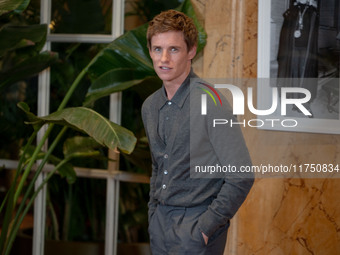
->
xmin=142 ymin=70 xmax=254 ymax=237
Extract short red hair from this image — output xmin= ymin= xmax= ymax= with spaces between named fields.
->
xmin=147 ymin=10 xmax=198 ymax=52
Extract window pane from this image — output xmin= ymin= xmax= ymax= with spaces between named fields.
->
xmin=49 ymin=42 xmax=109 ymax=164
xmin=45 ymin=176 xmax=107 ymax=243
xmin=50 ymin=42 xmax=109 ymax=116
xmin=50 ymin=0 xmax=112 ymax=34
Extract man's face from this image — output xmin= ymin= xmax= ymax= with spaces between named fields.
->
xmin=149 ymin=31 xmax=196 ymax=86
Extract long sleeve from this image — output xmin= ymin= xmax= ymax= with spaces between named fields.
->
xmin=196 ymin=91 xmax=254 ymax=237
xmin=141 ymin=102 xmax=159 ymax=222
xmin=147 ymin=161 xmax=158 ymax=221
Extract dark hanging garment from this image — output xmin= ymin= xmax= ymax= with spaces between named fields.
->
xmin=277 ymin=3 xmax=319 ymax=100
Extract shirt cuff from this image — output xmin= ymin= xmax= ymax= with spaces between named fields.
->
xmin=198 ymin=208 xmax=228 ymax=237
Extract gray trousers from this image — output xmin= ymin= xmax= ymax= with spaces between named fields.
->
xmin=148 ymin=204 xmax=229 ymax=255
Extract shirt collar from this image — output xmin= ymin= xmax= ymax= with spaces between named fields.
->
xmin=159 ymin=69 xmax=197 ymax=109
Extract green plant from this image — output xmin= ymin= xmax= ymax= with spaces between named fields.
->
xmin=83 ymin=0 xmax=206 ymax=107
xmin=0 ymin=0 xmax=206 ymax=254
xmin=0 ymin=0 xmax=58 ymax=159
xmin=0 ymin=1 xmax=135 ymax=254
xmin=125 ymin=0 xmax=183 ymax=26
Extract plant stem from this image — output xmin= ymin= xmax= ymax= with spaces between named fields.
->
xmin=3 ymin=126 xmax=68 ymax=255
xmin=3 ymin=37 xmax=92 ymax=255
xmin=57 ymin=66 xmax=89 ymax=111
xmin=46 ymin=189 xmax=60 ymax=241
xmin=0 ymin=130 xmax=38 ymax=255
xmin=5 ymin=147 xmax=99 ymax=254
xmin=13 ymin=124 xmax=53 ymax=204
xmin=13 ymin=58 xmax=90 ymax=213
xmin=62 ymin=184 xmax=72 ymax=241
xmin=4 ymin=149 xmax=74 ymax=255
xmin=0 ymin=129 xmax=37 ymax=213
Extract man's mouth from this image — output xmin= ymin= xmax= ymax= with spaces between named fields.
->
xmin=160 ymin=66 xmax=171 ymax=70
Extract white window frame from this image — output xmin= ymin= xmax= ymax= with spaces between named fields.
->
xmin=0 ymin=1 xmax=150 ymax=254
xmin=33 ymin=1 xmax=129 ymax=255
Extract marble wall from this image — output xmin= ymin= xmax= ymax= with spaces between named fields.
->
xmin=192 ymin=0 xmax=340 ymax=254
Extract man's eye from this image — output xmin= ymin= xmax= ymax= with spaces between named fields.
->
xmin=171 ymin=48 xmax=178 ymax=52
xmin=154 ymin=47 xmax=161 ymax=52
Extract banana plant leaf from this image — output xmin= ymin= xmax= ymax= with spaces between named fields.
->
xmin=84 ymin=68 xmax=160 ymax=106
xmin=0 ymin=24 xmax=47 ymax=57
xmin=63 ymin=136 xmax=102 ymax=156
xmin=84 ymin=0 xmax=207 ymax=106
xmin=0 ymin=0 xmax=30 ymax=16
xmin=63 ymin=136 xmax=110 ymax=166
xmin=0 ymin=51 xmax=58 ymax=90
xmin=0 ymin=23 xmax=58 ymax=91
xmin=18 ymin=102 xmax=137 ymax=154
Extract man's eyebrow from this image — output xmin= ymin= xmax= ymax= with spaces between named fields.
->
xmin=151 ymin=45 xmax=183 ymax=49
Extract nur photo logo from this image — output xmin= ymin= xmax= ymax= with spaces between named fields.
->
xmin=198 ymin=82 xmax=223 ymax=115
xmin=197 ymin=80 xmax=313 ymax=129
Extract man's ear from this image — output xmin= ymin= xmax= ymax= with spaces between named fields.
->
xmin=188 ymin=45 xmax=197 ymax=60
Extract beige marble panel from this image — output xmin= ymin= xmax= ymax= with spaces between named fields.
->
xmin=200 ymin=0 xmax=340 ymax=254
xmin=237 ymin=178 xmax=340 ymax=255
xmin=203 ymin=0 xmax=245 ymax=78
xmin=192 ymin=0 xmax=206 ymax=78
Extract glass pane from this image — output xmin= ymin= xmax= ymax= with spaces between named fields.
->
xmin=50 ymin=0 xmax=112 ymax=34
xmin=49 ymin=42 xmax=109 ymax=166
xmin=45 ymin=176 xmax=107 ymax=243
xmin=118 ymin=182 xmax=149 ymax=243
xmin=50 ymin=42 xmax=108 ymax=115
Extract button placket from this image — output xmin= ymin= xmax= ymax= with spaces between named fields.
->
xmin=161 ymin=152 xmax=169 ymax=195
xmin=160 ymin=101 xmax=174 ymax=199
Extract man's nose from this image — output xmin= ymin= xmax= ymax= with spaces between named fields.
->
xmin=161 ymin=51 xmax=169 ymax=62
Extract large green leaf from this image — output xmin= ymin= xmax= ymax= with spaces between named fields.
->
xmin=86 ymin=23 xmax=154 ymax=79
xmin=63 ymin=136 xmax=102 ymax=157
xmin=0 ymin=23 xmax=55 ymax=92
xmin=0 ymin=51 xmax=58 ymax=90
xmin=14 ymin=100 xmax=42 ymax=131
xmin=84 ymin=68 xmax=161 ymax=106
xmin=18 ymin=102 xmax=137 ymax=154
xmin=84 ymin=0 xmax=206 ymax=104
xmin=63 ymin=136 xmax=109 ymax=166
xmin=0 ymin=24 xmax=47 ymax=57
xmin=0 ymin=0 xmax=30 ymax=16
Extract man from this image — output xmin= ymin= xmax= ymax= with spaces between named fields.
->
xmin=142 ymin=10 xmax=254 ymax=255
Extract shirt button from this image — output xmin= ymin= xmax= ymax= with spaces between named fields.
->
xmin=168 ymin=101 xmax=172 ymax=105
xmin=164 ymin=154 xmax=168 ymax=159
xmin=165 ymin=117 xmax=169 ymax=120
xmin=162 ymin=184 xmax=167 ymax=189
xmin=164 ymin=170 xmax=168 ymax=175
